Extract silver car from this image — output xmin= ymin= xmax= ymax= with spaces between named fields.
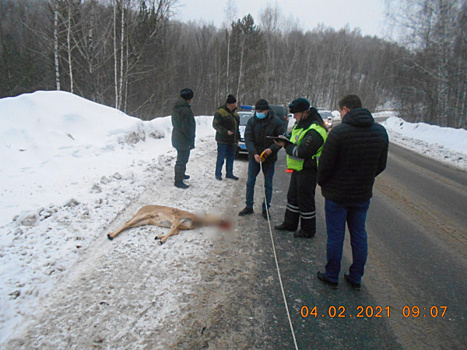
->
xmin=318 ymin=110 xmax=334 ymax=129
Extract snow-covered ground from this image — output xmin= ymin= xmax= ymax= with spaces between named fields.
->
xmin=0 ymin=91 xmax=465 ymax=346
xmin=380 ymin=113 xmax=467 ymax=171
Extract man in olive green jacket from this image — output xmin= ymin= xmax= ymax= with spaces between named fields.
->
xmin=172 ymin=88 xmax=195 ymax=189
xmin=212 ymin=94 xmax=240 ymax=180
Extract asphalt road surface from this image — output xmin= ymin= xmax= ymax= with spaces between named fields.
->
xmin=188 ymin=143 xmax=466 ymax=349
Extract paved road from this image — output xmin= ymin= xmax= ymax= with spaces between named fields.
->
xmin=365 ymin=143 xmax=467 ymax=349
xmin=190 ymin=143 xmax=466 ymax=349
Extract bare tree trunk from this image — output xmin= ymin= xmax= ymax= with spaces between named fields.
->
xmin=113 ymin=0 xmax=119 ymax=108
xmin=124 ymin=29 xmax=129 ymax=113
xmin=53 ymin=1 xmax=61 ymax=91
xmin=88 ymin=0 xmax=96 ymax=100
xmin=226 ymin=30 xmax=230 ymax=94
xmin=67 ymin=0 xmax=73 ymax=93
xmin=236 ymin=33 xmax=244 ymax=100
xmin=118 ymin=1 xmax=125 ymax=110
xmin=224 ymin=0 xmax=237 ymax=96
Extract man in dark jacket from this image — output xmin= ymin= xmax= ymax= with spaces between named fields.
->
xmin=317 ymin=94 xmax=389 ymax=290
xmin=171 ymin=88 xmax=195 ymax=189
xmin=239 ymin=99 xmax=285 ymax=218
xmin=212 ymin=94 xmax=240 ymax=180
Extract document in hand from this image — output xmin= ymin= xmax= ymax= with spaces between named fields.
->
xmin=266 ymin=136 xmax=293 ymax=144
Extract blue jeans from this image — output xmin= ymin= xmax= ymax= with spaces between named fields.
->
xmin=324 ymin=199 xmax=370 ymax=284
xmin=215 ymin=143 xmax=236 ymax=178
xmin=246 ymin=159 xmax=275 ymax=210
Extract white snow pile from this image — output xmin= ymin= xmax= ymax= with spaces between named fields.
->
xmin=0 ymin=90 xmax=221 ymax=344
xmin=381 ymin=114 xmax=467 ymax=171
xmin=0 ymin=91 xmax=465 ymax=345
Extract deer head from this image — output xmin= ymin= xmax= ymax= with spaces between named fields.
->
xmin=200 ymin=213 xmax=232 ymax=230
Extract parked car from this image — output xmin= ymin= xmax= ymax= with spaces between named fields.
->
xmin=318 ymin=110 xmax=334 ymax=129
xmin=237 ymin=111 xmax=254 ymax=155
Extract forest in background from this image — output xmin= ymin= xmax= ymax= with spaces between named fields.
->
xmin=0 ymin=0 xmax=465 ymax=128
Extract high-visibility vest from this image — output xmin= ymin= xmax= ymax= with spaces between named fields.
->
xmin=286 ymin=123 xmax=327 ymax=171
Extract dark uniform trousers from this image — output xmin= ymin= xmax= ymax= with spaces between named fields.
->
xmin=283 ymin=168 xmax=317 ymax=234
xmin=174 ymin=149 xmax=190 ymax=183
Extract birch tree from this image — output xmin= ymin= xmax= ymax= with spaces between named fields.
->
xmin=224 ymin=0 xmax=237 ymax=96
xmin=53 ymin=1 xmax=61 ymax=90
xmin=387 ymin=0 xmax=465 ymax=127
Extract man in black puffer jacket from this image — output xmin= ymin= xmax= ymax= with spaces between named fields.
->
xmin=239 ymin=99 xmax=285 ymax=218
xmin=317 ymin=94 xmax=389 ymax=291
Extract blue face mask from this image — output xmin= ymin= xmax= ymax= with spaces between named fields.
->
xmin=256 ymin=112 xmax=266 ymax=119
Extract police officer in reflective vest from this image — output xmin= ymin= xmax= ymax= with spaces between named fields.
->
xmin=274 ymin=98 xmax=328 ymax=238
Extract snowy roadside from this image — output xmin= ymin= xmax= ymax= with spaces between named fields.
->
xmin=0 ymin=91 xmax=244 ymax=346
xmin=2 ymin=139 xmax=250 ymax=349
xmin=380 ymin=113 xmax=467 ymax=171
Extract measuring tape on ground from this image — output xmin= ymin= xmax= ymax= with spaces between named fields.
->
xmin=259 ymin=155 xmax=299 ymax=350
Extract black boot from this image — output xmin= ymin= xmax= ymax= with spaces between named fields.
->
xmin=344 ymin=273 xmax=361 ymax=291
xmin=294 ymin=229 xmax=315 ymax=238
xmin=239 ymin=207 xmax=254 ymax=216
xmin=174 ymin=181 xmax=189 ymax=189
xmin=317 ymin=271 xmax=338 ymax=288
xmin=274 ymin=223 xmax=296 ymax=231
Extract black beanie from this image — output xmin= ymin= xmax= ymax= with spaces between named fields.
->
xmin=180 ymin=88 xmax=194 ymax=100
xmin=289 ymin=97 xmax=310 ymax=113
xmin=226 ymin=94 xmax=237 ymax=104
xmin=255 ymin=99 xmax=269 ymax=110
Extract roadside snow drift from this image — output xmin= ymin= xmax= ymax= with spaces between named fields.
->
xmin=382 ymin=116 xmax=467 ymax=170
xmin=0 ymin=91 xmax=219 ymax=344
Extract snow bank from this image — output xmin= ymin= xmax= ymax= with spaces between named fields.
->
xmin=384 ymin=116 xmax=467 ymax=155
xmin=383 ymin=116 xmax=467 ymax=170
xmin=0 ymin=91 xmax=215 ymax=227
xmin=0 ymin=91 xmax=220 ymax=344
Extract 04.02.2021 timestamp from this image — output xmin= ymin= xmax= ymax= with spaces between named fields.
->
xmin=300 ymin=305 xmax=448 ymax=318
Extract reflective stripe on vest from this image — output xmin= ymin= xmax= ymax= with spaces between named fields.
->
xmin=286 ymin=123 xmax=327 ymax=171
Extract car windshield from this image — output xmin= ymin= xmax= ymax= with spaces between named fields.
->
xmin=319 ymin=111 xmax=332 ymax=119
xmin=238 ymin=112 xmax=253 ymax=126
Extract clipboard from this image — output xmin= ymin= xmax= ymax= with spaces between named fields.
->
xmin=267 ymin=136 xmax=293 ymax=144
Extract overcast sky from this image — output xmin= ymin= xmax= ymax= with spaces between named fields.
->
xmin=173 ymin=0 xmax=389 ymax=38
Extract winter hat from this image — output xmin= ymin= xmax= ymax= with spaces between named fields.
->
xmin=180 ymin=88 xmax=194 ymax=100
xmin=226 ymin=94 xmax=237 ymax=104
xmin=289 ymin=98 xmax=310 ymax=113
xmin=255 ymin=99 xmax=270 ymax=111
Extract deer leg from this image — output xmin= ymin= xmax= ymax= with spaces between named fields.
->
xmin=108 ymin=214 xmax=154 ymax=240
xmin=156 ymin=219 xmax=188 ymax=244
